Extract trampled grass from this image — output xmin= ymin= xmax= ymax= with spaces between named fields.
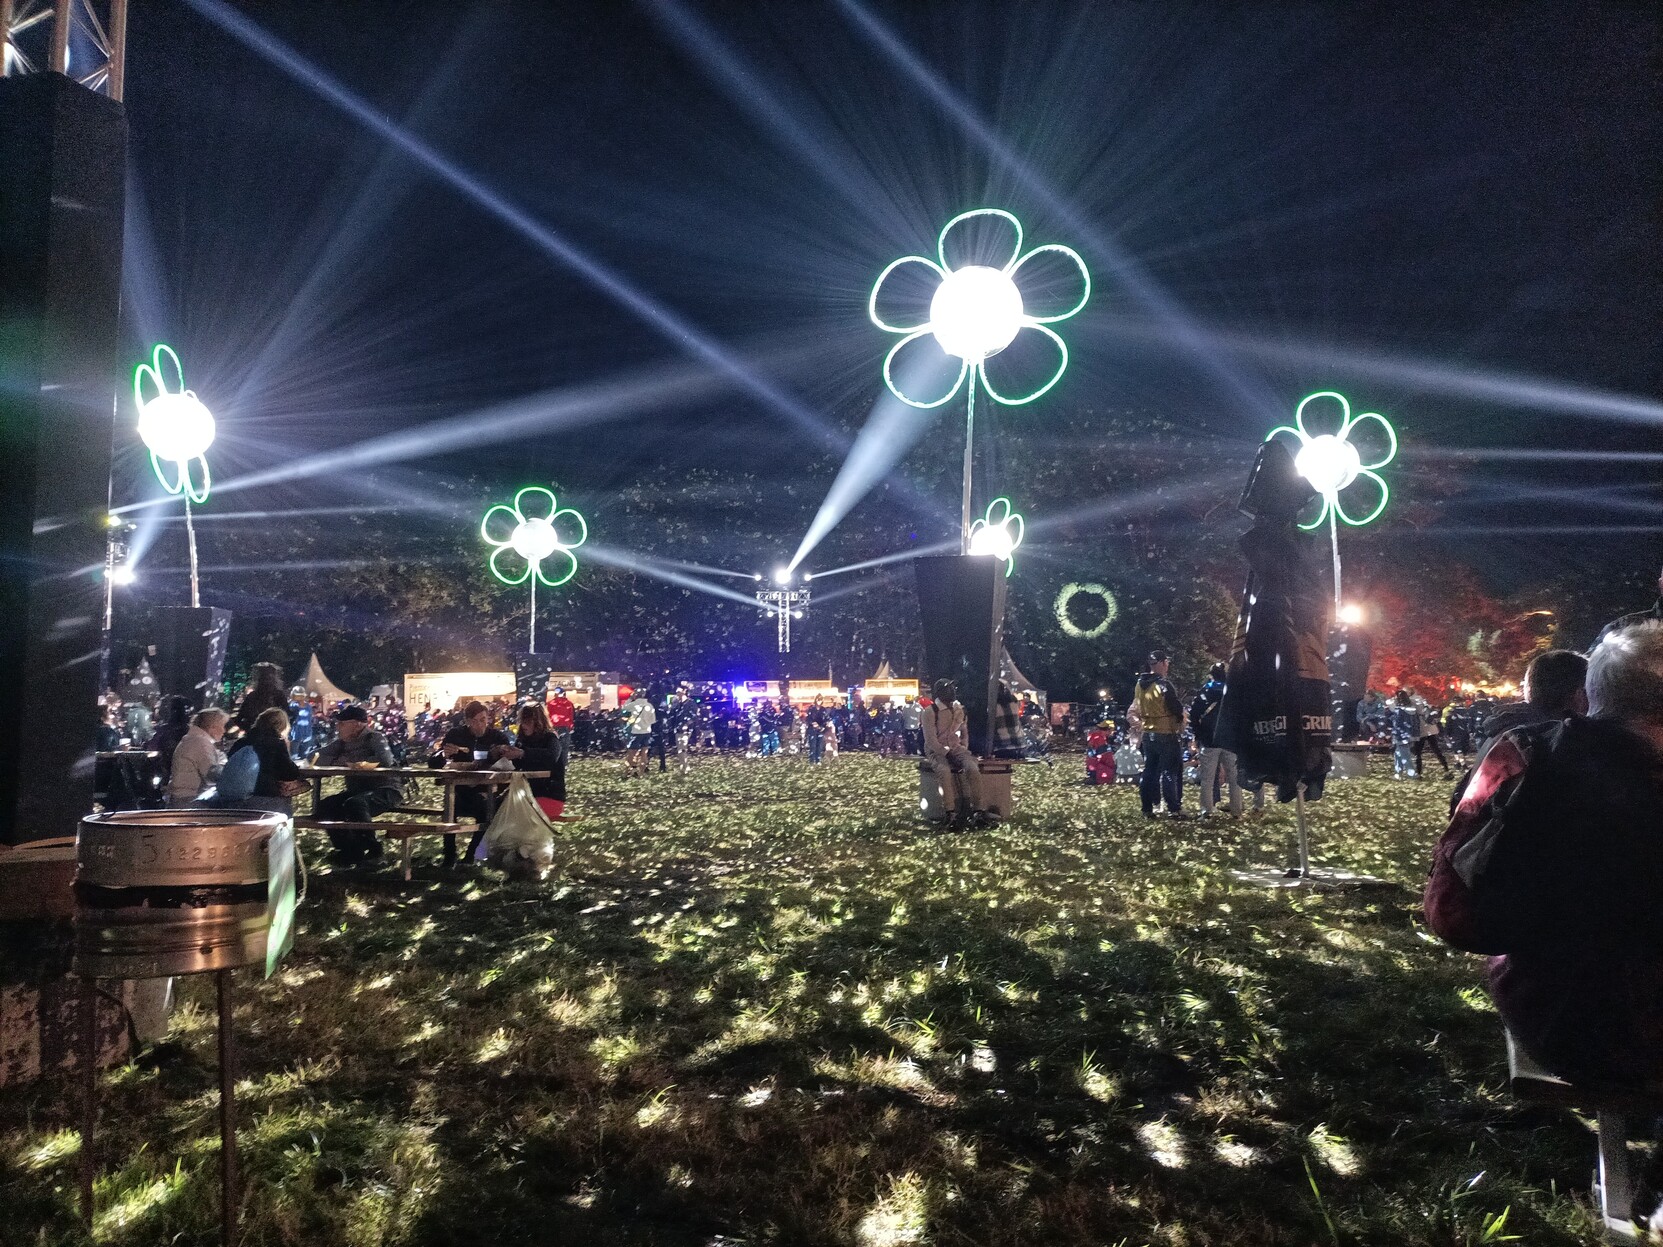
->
xmin=0 ymin=755 xmax=1612 ymax=1245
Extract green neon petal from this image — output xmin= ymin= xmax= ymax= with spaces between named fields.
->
xmin=1335 ymin=470 xmax=1389 ymax=527
xmin=868 ymin=255 xmax=944 ymax=334
xmin=182 ymin=456 xmax=210 ymax=505
xmin=938 ymin=208 xmax=1023 ymax=273
xmin=534 ymin=546 xmax=578 ymax=588
xmin=149 ymin=451 xmax=183 ymax=496
xmin=1007 ymin=244 xmax=1091 ymax=323
xmin=1298 ymin=496 xmax=1333 ymax=531
xmin=883 ymin=328 xmax=967 ymax=409
xmin=552 ymin=506 xmax=588 ymax=549
xmin=1346 ymin=410 xmax=1398 ymax=470
xmin=489 ymin=543 xmax=532 ymax=586
xmin=1294 ymin=391 xmax=1349 ymax=440
xmin=978 ymin=323 xmax=1068 ymax=406
xmin=481 ymin=503 xmax=520 ymax=546
xmin=513 ymin=485 xmax=558 ymax=523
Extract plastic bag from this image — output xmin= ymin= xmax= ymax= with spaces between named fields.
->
xmin=480 ymin=772 xmax=557 ymax=881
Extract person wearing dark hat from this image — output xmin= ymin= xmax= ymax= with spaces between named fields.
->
xmin=1129 ymin=650 xmax=1186 ymax=818
xmin=313 ymin=703 xmax=401 ymax=861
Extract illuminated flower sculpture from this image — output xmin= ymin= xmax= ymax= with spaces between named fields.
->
xmin=870 ymin=208 xmax=1089 ymax=548
xmin=133 ymin=344 xmax=214 ymax=504
xmin=482 ymin=487 xmax=587 ymax=653
xmin=967 ymin=497 xmax=1025 ymax=576
xmin=1266 ymin=391 xmax=1396 ymax=530
xmin=1266 ymin=390 xmax=1397 ymax=608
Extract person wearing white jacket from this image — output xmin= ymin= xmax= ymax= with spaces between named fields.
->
xmin=167 ymin=708 xmax=228 ymax=806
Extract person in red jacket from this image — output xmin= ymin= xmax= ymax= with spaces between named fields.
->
xmin=1424 ymin=621 xmax=1663 ymax=1087
xmin=546 ymin=685 xmax=576 ymax=767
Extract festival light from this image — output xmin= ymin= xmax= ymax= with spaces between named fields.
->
xmin=107 ymin=566 xmax=137 ymax=586
xmin=1267 ymin=391 xmax=1397 ymax=611
xmin=481 ymin=487 xmax=587 ymax=653
xmin=1337 ymin=602 xmax=1366 ymax=627
xmin=133 ymin=343 xmax=215 ymax=607
xmin=1055 ymin=582 xmax=1117 ymax=640
xmin=1265 ymin=391 xmax=1397 ymax=530
xmin=870 ymin=208 xmax=1088 ymax=548
xmin=967 ymin=497 xmax=1025 ymax=575
xmin=133 ymin=344 xmax=214 ymax=504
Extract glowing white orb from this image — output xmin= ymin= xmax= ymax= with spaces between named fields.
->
xmin=510 ymin=517 xmax=560 ymax=563
xmin=1295 ymin=433 xmax=1361 ymax=496
xmin=108 ymin=566 xmax=137 ymax=585
xmin=1337 ymin=602 xmax=1365 ymax=626
xmin=929 ymin=265 xmax=1023 ymax=362
xmin=968 ymin=523 xmax=1015 ymax=561
xmin=136 ymin=392 xmax=215 ymax=463
xmin=773 ymin=567 xmax=792 ymax=586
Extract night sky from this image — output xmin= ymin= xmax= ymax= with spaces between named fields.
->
xmin=114 ymin=0 xmax=1662 ymax=600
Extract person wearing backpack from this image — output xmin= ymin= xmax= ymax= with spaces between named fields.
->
xmin=1424 ymin=621 xmax=1663 ymax=1090
xmin=1129 ymin=650 xmax=1186 ymax=817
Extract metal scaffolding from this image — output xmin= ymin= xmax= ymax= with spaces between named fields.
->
xmin=2 ymin=0 xmax=128 ymax=100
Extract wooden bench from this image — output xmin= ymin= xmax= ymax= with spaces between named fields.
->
xmin=295 ymin=819 xmax=465 ymax=882
xmin=1506 ymin=1028 xmax=1663 ymax=1241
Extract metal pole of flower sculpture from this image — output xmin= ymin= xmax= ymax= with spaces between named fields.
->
xmin=134 ymin=345 xmax=215 ymax=608
xmin=966 ymin=497 xmax=1025 ymax=576
xmin=1266 ymin=391 xmax=1397 ymax=613
xmin=481 ymin=487 xmax=587 ymax=654
xmin=870 ymin=210 xmax=1089 ymax=552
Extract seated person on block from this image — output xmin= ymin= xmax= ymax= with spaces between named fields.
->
xmin=1425 ymin=621 xmax=1663 ymax=1087
xmin=167 ymin=708 xmax=228 ymax=807
xmin=313 ymin=703 xmax=402 ymax=862
xmin=922 ymin=678 xmax=996 ymax=829
xmin=428 ymin=700 xmax=513 ymax=866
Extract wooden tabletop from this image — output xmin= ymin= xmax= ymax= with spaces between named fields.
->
xmin=297 ymin=765 xmax=548 ymax=782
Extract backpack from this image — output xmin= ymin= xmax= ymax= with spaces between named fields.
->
xmin=216 ymin=744 xmax=262 ymax=803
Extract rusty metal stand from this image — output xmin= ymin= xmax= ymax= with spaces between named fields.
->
xmin=78 ymin=976 xmax=96 ymax=1235
xmin=216 ymin=968 xmax=239 ymax=1247
xmin=76 ymin=970 xmax=241 ymax=1246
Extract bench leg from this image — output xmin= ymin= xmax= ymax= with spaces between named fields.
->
xmin=1597 ymin=1111 xmax=1639 ymax=1239
xmin=401 ymin=838 xmax=413 ymax=883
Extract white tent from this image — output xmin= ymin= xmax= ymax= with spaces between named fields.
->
xmin=1000 ymin=647 xmax=1046 ymax=705
xmin=304 ymin=653 xmax=356 ymax=704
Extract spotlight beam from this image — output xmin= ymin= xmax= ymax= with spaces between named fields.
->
xmin=583 ymin=542 xmax=771 ymax=610
xmin=183 ymin=0 xmax=849 ymax=454
xmin=832 ymin=0 xmax=1283 ymax=425
xmin=807 ymin=539 xmax=960 ymax=580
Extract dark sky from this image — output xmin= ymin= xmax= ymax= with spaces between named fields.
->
xmin=115 ymin=0 xmax=1663 ymax=588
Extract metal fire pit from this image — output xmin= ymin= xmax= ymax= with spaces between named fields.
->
xmin=71 ymin=808 xmax=298 ymax=1247
xmin=73 ymin=809 xmax=294 ymax=979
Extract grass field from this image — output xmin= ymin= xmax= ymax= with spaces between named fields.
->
xmin=0 ymin=754 xmax=1613 ymax=1246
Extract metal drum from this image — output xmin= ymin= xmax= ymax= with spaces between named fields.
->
xmin=74 ymin=810 xmax=295 ymax=980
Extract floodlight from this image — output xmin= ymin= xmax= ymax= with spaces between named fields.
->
xmin=133 ymin=344 xmax=214 ymax=504
xmin=966 ymin=497 xmax=1024 ymax=575
xmin=929 ymin=265 xmax=1023 ymax=362
xmin=1337 ymin=602 xmax=1366 ymax=626
xmin=870 ymin=209 xmax=1089 ymax=549
xmin=773 ymin=567 xmax=791 ymax=586
xmin=108 ymin=566 xmax=137 ymax=585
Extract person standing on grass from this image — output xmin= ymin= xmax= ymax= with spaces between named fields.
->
xmin=806 ymin=697 xmax=827 ymax=764
xmin=622 ymin=690 xmax=655 ymax=777
xmin=1129 ymin=650 xmax=1186 ymax=818
xmin=1192 ymin=663 xmax=1243 ymax=817
xmin=313 ymin=704 xmax=401 ymax=862
xmin=1414 ymin=693 xmax=1453 ymax=778
xmin=232 ymin=662 xmax=287 ymax=737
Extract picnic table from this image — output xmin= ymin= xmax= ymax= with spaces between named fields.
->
xmin=294 ymin=765 xmax=551 ymax=879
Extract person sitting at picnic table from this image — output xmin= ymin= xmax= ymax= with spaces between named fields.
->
xmin=1425 ymin=620 xmax=1663 ymax=1089
xmin=507 ymin=700 xmax=567 ymax=820
xmin=146 ymin=696 xmax=191 ymax=789
xmin=312 ymin=703 xmax=402 ymax=862
xmin=167 ymin=708 xmax=228 ymax=806
xmin=223 ymin=707 xmax=307 ymax=814
xmin=428 ymin=700 xmax=513 ymax=866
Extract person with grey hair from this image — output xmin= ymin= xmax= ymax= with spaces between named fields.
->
xmin=1425 ymin=621 xmax=1663 ymax=1093
xmin=167 ymin=707 xmax=228 ymax=806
